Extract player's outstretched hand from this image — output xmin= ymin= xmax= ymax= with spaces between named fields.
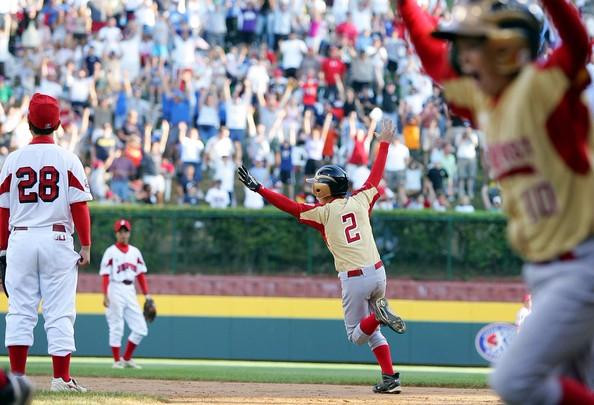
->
xmin=238 ymin=165 xmax=261 ymax=192
xmin=78 ymin=246 xmax=90 ymax=267
xmin=376 ymin=118 xmax=396 ymax=143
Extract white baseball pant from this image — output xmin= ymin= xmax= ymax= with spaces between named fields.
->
xmin=490 ymin=238 xmax=594 ymax=405
xmin=339 ymin=263 xmax=388 ymax=350
xmin=106 ymin=282 xmax=147 ymax=347
xmin=5 ymin=227 xmax=80 ymax=356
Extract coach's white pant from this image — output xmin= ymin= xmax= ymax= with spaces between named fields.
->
xmin=106 ymin=282 xmax=148 ymax=348
xmin=5 ymin=228 xmax=80 ymax=356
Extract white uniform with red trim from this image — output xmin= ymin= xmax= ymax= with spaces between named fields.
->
xmin=0 ymin=139 xmax=92 ymax=356
xmin=99 ymin=244 xmax=148 ymax=348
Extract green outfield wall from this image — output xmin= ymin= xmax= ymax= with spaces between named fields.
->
xmin=0 ymin=315 xmax=489 ymax=366
xmin=0 ymin=293 xmax=515 ymax=366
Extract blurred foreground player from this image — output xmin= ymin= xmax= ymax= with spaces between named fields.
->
xmin=397 ymin=0 xmax=594 ymax=403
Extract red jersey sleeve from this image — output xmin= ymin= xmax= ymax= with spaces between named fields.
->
xmin=258 ymin=187 xmax=312 ymax=218
xmin=361 ymin=141 xmax=389 ymax=189
xmin=136 ymin=273 xmax=149 ymax=295
xmin=102 ymin=274 xmax=109 ymax=295
xmin=540 ymin=0 xmax=590 ymax=81
xmin=398 ymin=0 xmax=457 ymax=83
xmin=0 ymin=208 xmax=9 ymax=250
xmin=70 ymin=201 xmax=91 ymax=246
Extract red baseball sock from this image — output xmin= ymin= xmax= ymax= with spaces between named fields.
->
xmin=0 ymin=369 xmax=8 ymax=389
xmin=123 ymin=341 xmax=137 ymax=361
xmin=7 ymin=345 xmax=28 ymax=375
xmin=111 ymin=346 xmax=121 ymax=362
xmin=360 ymin=314 xmax=380 ymax=335
xmin=372 ymin=344 xmax=395 ymax=375
xmin=560 ymin=377 xmax=594 ymax=404
xmin=52 ymin=354 xmax=71 ymax=382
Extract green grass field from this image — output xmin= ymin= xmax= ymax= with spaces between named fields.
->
xmin=32 ymin=391 xmax=166 ymax=404
xmin=14 ymin=356 xmax=491 ymax=388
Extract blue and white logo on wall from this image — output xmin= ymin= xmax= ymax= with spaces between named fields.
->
xmin=475 ymin=322 xmax=517 ymax=363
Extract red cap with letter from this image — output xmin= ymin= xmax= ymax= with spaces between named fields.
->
xmin=114 ymin=219 xmax=132 ymax=232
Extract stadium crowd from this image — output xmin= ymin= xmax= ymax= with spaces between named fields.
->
xmin=1 ymin=0 xmax=588 ymax=212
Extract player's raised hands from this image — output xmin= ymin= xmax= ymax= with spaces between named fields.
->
xmin=238 ymin=165 xmax=261 ymax=192
xmin=376 ymin=118 xmax=396 ymax=143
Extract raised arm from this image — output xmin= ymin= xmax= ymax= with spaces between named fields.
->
xmin=143 ymin=123 xmax=153 ymax=153
xmin=238 ymin=165 xmax=307 ymax=217
xmin=540 ymin=0 xmax=590 ymax=79
xmin=159 ymin=120 xmax=170 ymax=154
xmin=223 ymin=78 xmax=232 ymax=102
xmin=396 ymin=0 xmax=457 ymax=83
xmin=363 ymin=119 xmax=395 ymax=188
xmin=321 ymin=112 xmax=333 ymax=143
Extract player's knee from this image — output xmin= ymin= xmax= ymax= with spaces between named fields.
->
xmin=368 ymin=331 xmax=387 ymax=350
xmin=348 ymin=325 xmax=370 ymax=345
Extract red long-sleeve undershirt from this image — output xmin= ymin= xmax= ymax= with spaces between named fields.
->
xmin=398 ymin=0 xmax=456 ymax=83
xmin=540 ymin=0 xmax=590 ymax=79
xmin=365 ymin=141 xmax=389 ymax=188
xmin=71 ymin=201 xmax=91 ymax=246
xmin=0 ymin=208 xmax=8 ymax=250
xmin=0 ymin=202 xmax=90 ymax=250
xmin=102 ymin=270 xmax=149 ymax=295
xmin=137 ymin=273 xmax=149 ymax=295
xmin=258 ymin=187 xmax=305 ymax=218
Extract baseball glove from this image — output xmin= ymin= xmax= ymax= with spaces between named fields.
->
xmin=143 ymin=297 xmax=157 ymax=323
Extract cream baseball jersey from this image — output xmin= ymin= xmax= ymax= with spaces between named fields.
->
xmin=399 ymin=0 xmax=594 ymax=262
xmin=0 ymin=140 xmax=92 ymax=232
xmin=300 ymin=188 xmax=381 ymax=272
xmin=440 ymin=67 xmax=594 ymax=261
xmin=100 ymin=245 xmax=147 ymax=283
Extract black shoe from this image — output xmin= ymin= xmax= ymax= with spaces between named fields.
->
xmin=373 ymin=372 xmax=401 ymax=394
xmin=1 ymin=371 xmax=33 ymax=405
xmin=372 ymin=298 xmax=406 ymax=334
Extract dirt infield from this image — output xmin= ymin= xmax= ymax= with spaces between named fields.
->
xmin=31 ymin=376 xmax=502 ymax=404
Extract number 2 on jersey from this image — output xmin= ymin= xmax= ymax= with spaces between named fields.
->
xmin=17 ymin=166 xmax=60 ymax=203
xmin=341 ymin=212 xmax=361 ymax=244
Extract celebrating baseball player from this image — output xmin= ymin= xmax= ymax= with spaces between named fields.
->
xmin=238 ymin=119 xmax=406 ymax=394
xmin=0 ymin=93 xmax=92 ymax=392
xmin=397 ymin=0 xmax=594 ymax=403
xmin=100 ymin=219 xmax=155 ymax=369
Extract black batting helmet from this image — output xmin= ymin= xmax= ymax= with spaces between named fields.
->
xmin=306 ymin=165 xmax=349 ymax=198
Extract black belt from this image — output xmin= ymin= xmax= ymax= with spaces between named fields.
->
xmin=121 ymin=280 xmax=133 ymax=285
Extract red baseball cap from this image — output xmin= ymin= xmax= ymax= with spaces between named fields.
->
xmin=114 ymin=219 xmax=132 ymax=232
xmin=28 ymin=93 xmax=61 ymax=130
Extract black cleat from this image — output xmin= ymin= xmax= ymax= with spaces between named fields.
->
xmin=372 ymin=298 xmax=406 ymax=334
xmin=373 ymin=372 xmax=401 ymax=394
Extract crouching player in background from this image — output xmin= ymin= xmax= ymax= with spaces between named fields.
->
xmin=100 ymin=219 xmax=152 ymax=369
xmin=238 ymin=119 xmax=406 ymax=394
